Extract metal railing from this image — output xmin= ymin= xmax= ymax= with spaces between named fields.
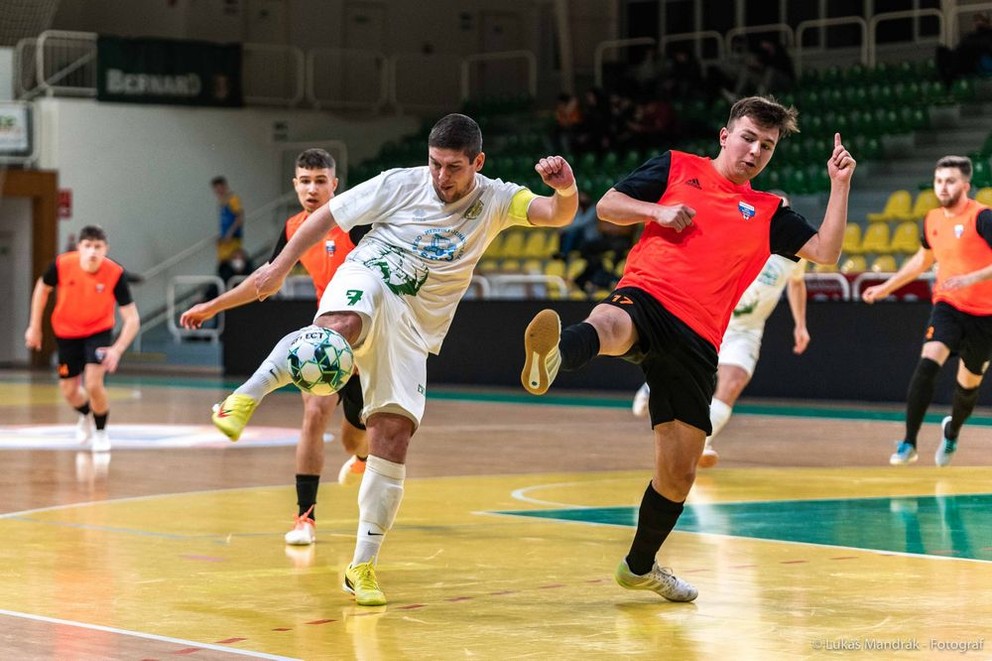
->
xmin=795 ymin=17 xmax=869 ymax=77
xmin=242 ymin=43 xmax=305 ymax=107
xmin=867 ymin=9 xmax=943 ymax=68
xmin=592 ymin=37 xmax=655 ymax=89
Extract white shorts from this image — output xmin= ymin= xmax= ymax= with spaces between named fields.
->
xmin=717 ymin=326 xmax=763 ymax=376
xmin=316 ymin=262 xmax=428 ymax=429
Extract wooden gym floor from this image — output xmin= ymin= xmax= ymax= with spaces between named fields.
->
xmin=0 ymin=369 xmax=990 ymax=660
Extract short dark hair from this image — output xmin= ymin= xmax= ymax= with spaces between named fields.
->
xmin=78 ymin=225 xmax=107 ymax=243
xmin=428 ymin=113 xmax=483 ymax=159
xmin=935 ymin=155 xmax=972 ymax=179
xmin=296 ymin=148 xmax=335 ymax=170
xmin=728 ymin=96 xmax=799 ymax=138
xmin=210 ymin=176 xmax=227 ymax=187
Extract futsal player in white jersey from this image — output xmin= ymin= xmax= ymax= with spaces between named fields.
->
xmin=632 ymin=194 xmax=809 ymax=468
xmin=212 ymin=113 xmax=578 ymax=606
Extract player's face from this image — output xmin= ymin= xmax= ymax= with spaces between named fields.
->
xmin=428 ymin=147 xmax=484 ymax=204
xmin=719 ymin=115 xmax=779 ymax=184
xmin=294 ymin=167 xmax=337 ymax=213
xmin=76 ymin=239 xmax=107 ymax=273
xmin=934 ymin=167 xmax=969 ymax=208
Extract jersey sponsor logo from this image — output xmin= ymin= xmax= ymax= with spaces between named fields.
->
xmin=345 ymin=289 xmax=364 ymax=305
xmin=412 ymin=228 xmax=467 ymax=262
xmin=362 ymin=244 xmax=429 ymax=296
xmin=95 ymin=283 xmax=106 ymax=293
xmin=325 ymin=239 xmax=337 ymax=255
xmin=686 ymin=178 xmax=702 ymax=189
xmin=738 ymin=201 xmax=756 ymax=221
xmin=955 ymin=224 xmax=965 ymax=238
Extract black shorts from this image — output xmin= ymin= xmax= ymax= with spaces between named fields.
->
xmin=338 ymin=373 xmax=366 ymax=430
xmin=604 ymin=287 xmax=718 ymax=433
xmin=926 ymin=302 xmax=992 ymax=375
xmin=55 ymin=330 xmax=113 ymax=379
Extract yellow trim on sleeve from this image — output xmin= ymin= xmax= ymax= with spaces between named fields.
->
xmin=508 ymin=189 xmax=537 ymax=224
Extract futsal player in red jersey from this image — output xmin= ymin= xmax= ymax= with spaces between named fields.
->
xmin=520 ymin=96 xmax=856 ymax=602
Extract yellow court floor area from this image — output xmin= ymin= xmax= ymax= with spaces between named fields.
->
xmin=1 ymin=372 xmax=991 ymax=659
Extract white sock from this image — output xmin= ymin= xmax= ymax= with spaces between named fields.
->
xmin=709 ymin=398 xmax=733 ymax=440
xmin=352 ymin=455 xmax=406 ymax=566
xmin=234 ymin=327 xmax=309 ymax=401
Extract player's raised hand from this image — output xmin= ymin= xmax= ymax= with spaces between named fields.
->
xmin=653 ymin=204 xmax=696 ymax=232
xmin=827 ymin=132 xmax=856 ymax=184
xmin=535 ymin=156 xmax=575 ymax=193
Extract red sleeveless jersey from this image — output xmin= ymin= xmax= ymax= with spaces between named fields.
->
xmin=925 ymin=199 xmax=992 ymax=315
xmin=617 ymin=151 xmax=784 ymax=348
xmin=51 ymin=253 xmax=125 ymax=338
xmin=285 ymin=211 xmax=355 ymax=300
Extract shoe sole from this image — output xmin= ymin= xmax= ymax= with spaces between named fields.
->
xmin=211 ymin=415 xmax=242 ymax=441
xmin=889 ymin=453 xmax=918 ymax=466
xmin=521 ymin=309 xmax=561 ymax=395
xmin=697 ymin=450 xmax=719 ymax=469
xmin=936 ymin=416 xmax=956 ymax=467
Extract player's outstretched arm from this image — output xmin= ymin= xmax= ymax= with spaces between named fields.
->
xmin=862 ymin=247 xmax=933 ymax=303
xmin=798 ymin=133 xmax=856 ymax=264
xmin=255 ymin=205 xmax=337 ymax=300
xmin=24 ymin=279 xmax=52 ymax=351
xmin=526 ymin=156 xmax=579 ymax=228
xmin=180 ymin=267 xmax=268 ymax=329
xmin=597 ymin=189 xmax=696 ymax=233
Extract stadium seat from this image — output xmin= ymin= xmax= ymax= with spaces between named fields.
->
xmin=866 ymin=190 xmax=912 ymax=223
xmin=812 ymin=260 xmax=838 ymax=273
xmin=840 ymin=255 xmax=867 ymax=273
xmin=888 ymin=221 xmax=921 ymax=254
xmin=483 ymin=233 xmax=504 ymax=259
xmin=499 ymin=230 xmax=526 ymax=260
xmin=871 ymin=254 xmax=898 ymax=273
xmin=842 ymin=224 xmax=864 ymax=254
xmin=976 ymin=187 xmax=992 ymax=206
xmin=910 ymin=189 xmax=939 ymax=219
xmin=521 ymin=231 xmax=550 ymax=259
xmin=859 ymin=223 xmax=891 ymax=254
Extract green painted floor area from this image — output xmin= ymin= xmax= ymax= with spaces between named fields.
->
xmin=498 ymin=493 xmax=992 ymax=561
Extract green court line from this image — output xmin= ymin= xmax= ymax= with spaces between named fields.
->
xmin=4 ymin=372 xmax=990 ymax=425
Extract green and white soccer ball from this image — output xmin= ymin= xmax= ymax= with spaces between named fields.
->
xmin=287 ymin=327 xmax=355 ymax=396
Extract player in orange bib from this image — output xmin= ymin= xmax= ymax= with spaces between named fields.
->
xmin=181 ymin=148 xmax=368 ymax=547
xmin=521 ymin=96 xmax=855 ymax=602
xmin=863 ymin=155 xmax=992 ymax=467
xmin=25 ymin=225 xmax=141 ymax=453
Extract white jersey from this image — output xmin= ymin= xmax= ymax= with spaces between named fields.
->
xmin=328 ymin=166 xmax=529 ymax=353
xmin=727 ymin=254 xmax=804 ymax=332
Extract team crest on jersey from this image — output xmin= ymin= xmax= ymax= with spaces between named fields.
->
xmin=955 ymin=224 xmax=965 ymax=238
xmin=738 ymin=201 xmax=756 ymax=221
xmin=464 ymin=199 xmax=484 ymax=220
xmin=325 ymin=239 xmax=336 ymax=255
xmin=412 ymin=228 xmax=467 ymax=262
xmin=95 ymin=283 xmax=105 ymax=293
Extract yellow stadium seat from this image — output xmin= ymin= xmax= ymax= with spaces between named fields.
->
xmin=866 ymin=190 xmax=912 ymax=223
xmin=871 ymin=254 xmax=898 ymax=273
xmin=842 ymin=224 xmax=864 ymax=254
xmin=521 ymin=258 xmax=543 ymax=274
xmin=910 ymin=189 xmax=939 ymax=219
xmin=499 ymin=231 xmax=526 ymax=260
xmin=840 ymin=255 xmax=867 ymax=273
xmin=888 ymin=221 xmax=921 ymax=254
xmin=522 ymin=231 xmax=549 ymax=259
xmin=566 ymin=257 xmax=587 ymax=281
xmin=812 ymin=260 xmax=838 ymax=273
xmin=859 ymin=223 xmax=891 ymax=254
xmin=544 ymin=259 xmax=566 ymax=279
xmin=976 ymin=187 xmax=992 ymax=207
xmin=483 ymin=234 xmax=504 ymax=259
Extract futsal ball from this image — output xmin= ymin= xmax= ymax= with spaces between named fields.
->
xmin=287 ymin=327 xmax=354 ymax=396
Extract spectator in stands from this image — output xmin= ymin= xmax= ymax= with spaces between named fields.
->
xmin=863 ymin=155 xmax=992 ymax=467
xmin=627 ymin=94 xmax=678 ymax=151
xmin=552 ymin=92 xmax=582 ymax=153
xmin=753 ymin=38 xmax=796 ymax=95
xmin=212 ymin=175 xmax=245 ymax=268
xmin=661 ymin=47 xmax=705 ymax=100
xmin=573 ymin=217 xmax=636 ymax=294
xmin=556 ymin=190 xmax=599 ymax=257
xmin=217 ymin=246 xmax=253 ymax=287
xmin=574 ymin=87 xmax=611 ymax=153
xmin=936 ymin=13 xmax=992 ymax=87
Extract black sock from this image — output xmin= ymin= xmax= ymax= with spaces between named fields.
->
xmin=560 ymin=322 xmax=600 ymax=371
xmin=905 ymin=358 xmax=941 ymax=445
xmin=75 ymin=402 xmax=91 ymax=416
xmin=948 ymin=383 xmax=981 ymax=440
xmin=625 ymin=483 xmax=684 ymax=575
xmin=93 ymin=412 xmax=108 ymax=431
xmin=295 ymin=474 xmax=320 ymax=519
